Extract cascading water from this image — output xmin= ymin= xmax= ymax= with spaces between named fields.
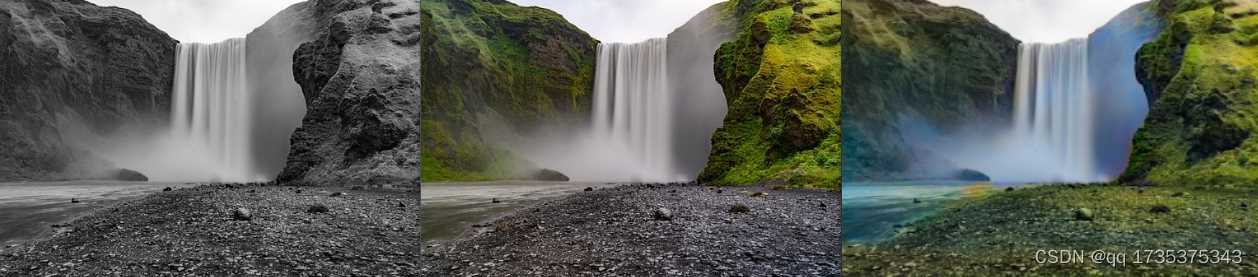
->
xmin=589 ymin=38 xmax=678 ymax=182
xmin=1011 ymin=39 xmax=1096 ymax=182
xmin=167 ymin=38 xmax=260 ymax=182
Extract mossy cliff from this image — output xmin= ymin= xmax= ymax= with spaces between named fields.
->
xmin=1123 ymin=0 xmax=1258 ymax=187
xmin=697 ymin=0 xmax=841 ymax=188
xmin=420 ymin=0 xmax=597 ymax=181
xmin=840 ymin=0 xmax=1019 ymax=182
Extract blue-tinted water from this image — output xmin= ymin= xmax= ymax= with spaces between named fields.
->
xmin=842 ymin=181 xmax=994 ymax=244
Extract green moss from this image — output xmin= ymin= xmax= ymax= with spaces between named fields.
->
xmin=1124 ymin=0 xmax=1258 ymax=188
xmin=421 ymin=0 xmax=597 ymax=181
xmin=699 ymin=0 xmax=840 ymax=188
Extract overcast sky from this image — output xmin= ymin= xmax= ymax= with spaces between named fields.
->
xmin=86 ymin=0 xmax=305 ymax=43
xmin=931 ymin=0 xmax=1148 ymax=43
xmin=508 ymin=0 xmax=726 ymax=43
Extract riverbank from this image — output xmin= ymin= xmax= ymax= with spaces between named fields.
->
xmin=842 ymin=183 xmax=1258 ymax=276
xmin=420 ymin=182 xmax=840 ymax=276
xmin=0 ymin=183 xmax=420 ymax=276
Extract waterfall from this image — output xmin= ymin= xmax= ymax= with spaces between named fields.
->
xmin=1011 ymin=40 xmax=1095 ymax=182
xmin=590 ymin=38 xmax=678 ymax=182
xmin=169 ymin=38 xmax=258 ymax=182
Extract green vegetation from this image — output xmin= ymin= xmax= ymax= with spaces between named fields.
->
xmin=1124 ymin=0 xmax=1258 ymax=187
xmin=420 ymin=0 xmax=597 ymax=181
xmin=843 ymin=183 xmax=1258 ymax=276
xmin=840 ymin=0 xmax=1020 ymax=181
xmin=699 ymin=0 xmax=841 ymax=188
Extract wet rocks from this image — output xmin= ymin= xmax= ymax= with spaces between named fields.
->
xmin=653 ymin=208 xmax=674 ymax=221
xmin=728 ymin=205 xmax=751 ymax=214
xmin=1075 ymin=208 xmax=1095 ymax=221
xmin=232 ymin=208 xmax=252 ymax=221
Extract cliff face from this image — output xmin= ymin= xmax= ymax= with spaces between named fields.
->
xmin=698 ymin=0 xmax=841 ymax=187
xmin=0 ymin=0 xmax=175 ymax=181
xmin=246 ymin=1 xmax=317 ymax=179
xmin=275 ymin=0 xmax=421 ymax=186
xmin=420 ymin=0 xmax=597 ymax=181
xmin=839 ymin=0 xmax=1019 ymax=182
xmin=666 ymin=2 xmax=738 ymax=180
xmin=1123 ymin=0 xmax=1258 ymax=186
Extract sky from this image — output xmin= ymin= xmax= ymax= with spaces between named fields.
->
xmin=508 ymin=0 xmax=727 ymax=43
xmin=931 ymin=0 xmax=1148 ymax=43
xmin=86 ymin=0 xmax=306 ymax=43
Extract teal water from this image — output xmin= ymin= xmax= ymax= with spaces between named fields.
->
xmin=842 ymin=181 xmax=988 ymax=244
xmin=420 ymin=181 xmax=622 ymax=247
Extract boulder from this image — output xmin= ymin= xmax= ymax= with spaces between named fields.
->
xmin=652 ymin=208 xmax=674 ymax=221
xmin=113 ymin=168 xmax=149 ymax=182
xmin=232 ymin=208 xmax=253 ymax=221
xmin=307 ymin=205 xmax=330 ymax=214
xmin=534 ymin=168 xmax=570 ymax=182
xmin=955 ymin=169 xmax=991 ymax=182
xmin=728 ymin=205 xmax=751 ymax=214
xmin=1074 ymin=208 xmax=1094 ymax=221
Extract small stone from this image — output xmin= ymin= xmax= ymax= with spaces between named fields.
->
xmin=912 ymin=198 xmax=921 ymax=204
xmin=329 ymin=192 xmax=346 ymax=197
xmin=1005 ymin=187 xmax=1014 ymax=192
xmin=584 ymin=187 xmax=593 ymax=192
xmin=232 ymin=208 xmax=253 ymax=221
xmin=1075 ymin=208 xmax=1094 ymax=221
xmin=163 ymin=187 xmax=173 ymax=192
xmin=1171 ymin=192 xmax=1185 ymax=197
xmin=492 ymin=198 xmax=501 ymax=203
xmin=819 ymin=202 xmax=827 ymax=208
xmin=653 ymin=208 xmax=674 ymax=221
xmin=728 ymin=205 xmax=750 ymax=214
xmin=71 ymin=198 xmax=80 ymax=203
xmin=1150 ymin=205 xmax=1171 ymax=214
xmin=307 ymin=205 xmax=330 ymax=214
xmin=750 ymin=192 xmax=768 ymax=198
xmin=398 ymin=202 xmax=406 ymax=208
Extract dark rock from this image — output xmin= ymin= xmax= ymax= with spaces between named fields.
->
xmin=728 ymin=205 xmax=751 ymax=214
xmin=163 ymin=187 xmax=172 ymax=192
xmin=750 ymin=192 xmax=768 ymax=198
xmin=955 ymin=169 xmax=991 ymax=182
xmin=492 ymin=198 xmax=501 ymax=203
xmin=534 ymin=169 xmax=570 ymax=182
xmin=296 ymin=190 xmax=302 ymax=194
xmin=584 ymin=187 xmax=593 ymax=192
xmin=70 ymin=198 xmax=80 ymax=203
xmin=1150 ymin=205 xmax=1171 ymax=214
xmin=652 ymin=208 xmax=674 ymax=221
xmin=1242 ymin=203 xmax=1248 ymax=211
xmin=398 ymin=202 xmax=406 ymax=208
xmin=330 ymin=192 xmax=346 ymax=197
xmin=232 ymin=208 xmax=253 ymax=221
xmin=1005 ymin=187 xmax=1014 ymax=192
xmin=113 ymin=169 xmax=149 ymax=182
xmin=307 ymin=205 xmax=330 ymax=214
xmin=819 ymin=202 xmax=827 ymax=208
xmin=912 ymin=198 xmax=921 ymax=204
xmin=1171 ymin=192 xmax=1185 ymax=197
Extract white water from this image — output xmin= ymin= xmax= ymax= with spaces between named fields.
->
xmin=164 ymin=38 xmax=261 ymax=182
xmin=1011 ymin=40 xmax=1096 ymax=182
xmin=588 ymin=38 xmax=680 ymax=182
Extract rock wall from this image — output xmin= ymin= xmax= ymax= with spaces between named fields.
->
xmin=0 ymin=0 xmax=175 ymax=181
xmin=276 ymin=0 xmax=421 ymax=186
xmin=840 ymin=0 xmax=1019 ymax=182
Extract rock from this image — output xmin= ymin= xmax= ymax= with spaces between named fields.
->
xmin=1005 ymin=187 xmax=1014 ymax=192
xmin=750 ymin=192 xmax=768 ymax=198
xmin=1242 ymin=203 xmax=1249 ymax=211
xmin=1075 ymin=208 xmax=1094 ymax=221
xmin=1172 ymin=192 xmax=1185 ymax=197
xmin=534 ymin=169 xmax=570 ymax=182
xmin=584 ymin=187 xmax=593 ymax=192
xmin=163 ymin=187 xmax=173 ymax=192
xmin=232 ymin=208 xmax=253 ymax=221
xmin=955 ymin=169 xmax=991 ymax=182
xmin=113 ymin=169 xmax=149 ymax=182
xmin=819 ymin=202 xmax=827 ymax=208
xmin=912 ymin=198 xmax=921 ymax=204
xmin=728 ymin=205 xmax=751 ymax=214
xmin=1150 ymin=205 xmax=1171 ymax=214
xmin=492 ymin=198 xmax=501 ymax=203
xmin=296 ymin=190 xmax=302 ymax=194
xmin=330 ymin=192 xmax=346 ymax=197
xmin=398 ymin=202 xmax=406 ymax=208
xmin=71 ymin=198 xmax=80 ymax=203
xmin=653 ymin=208 xmax=674 ymax=221
xmin=307 ymin=205 xmax=330 ymax=214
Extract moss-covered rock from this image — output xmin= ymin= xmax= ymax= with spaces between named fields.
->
xmin=839 ymin=0 xmax=1019 ymax=182
xmin=1123 ymin=0 xmax=1258 ymax=187
xmin=420 ymin=0 xmax=597 ymax=181
xmin=698 ymin=0 xmax=841 ymax=188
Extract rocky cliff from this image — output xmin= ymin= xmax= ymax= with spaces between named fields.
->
xmin=420 ymin=0 xmax=597 ymax=181
xmin=1123 ymin=0 xmax=1258 ymax=186
xmin=0 ymin=0 xmax=175 ymax=181
xmin=840 ymin=0 xmax=1019 ymax=182
xmin=275 ymin=0 xmax=422 ymax=186
xmin=698 ymin=0 xmax=841 ymax=188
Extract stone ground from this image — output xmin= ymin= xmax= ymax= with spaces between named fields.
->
xmin=842 ymin=183 xmax=1258 ymax=276
xmin=421 ymin=182 xmax=840 ymax=276
xmin=0 ymin=183 xmax=420 ymax=276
